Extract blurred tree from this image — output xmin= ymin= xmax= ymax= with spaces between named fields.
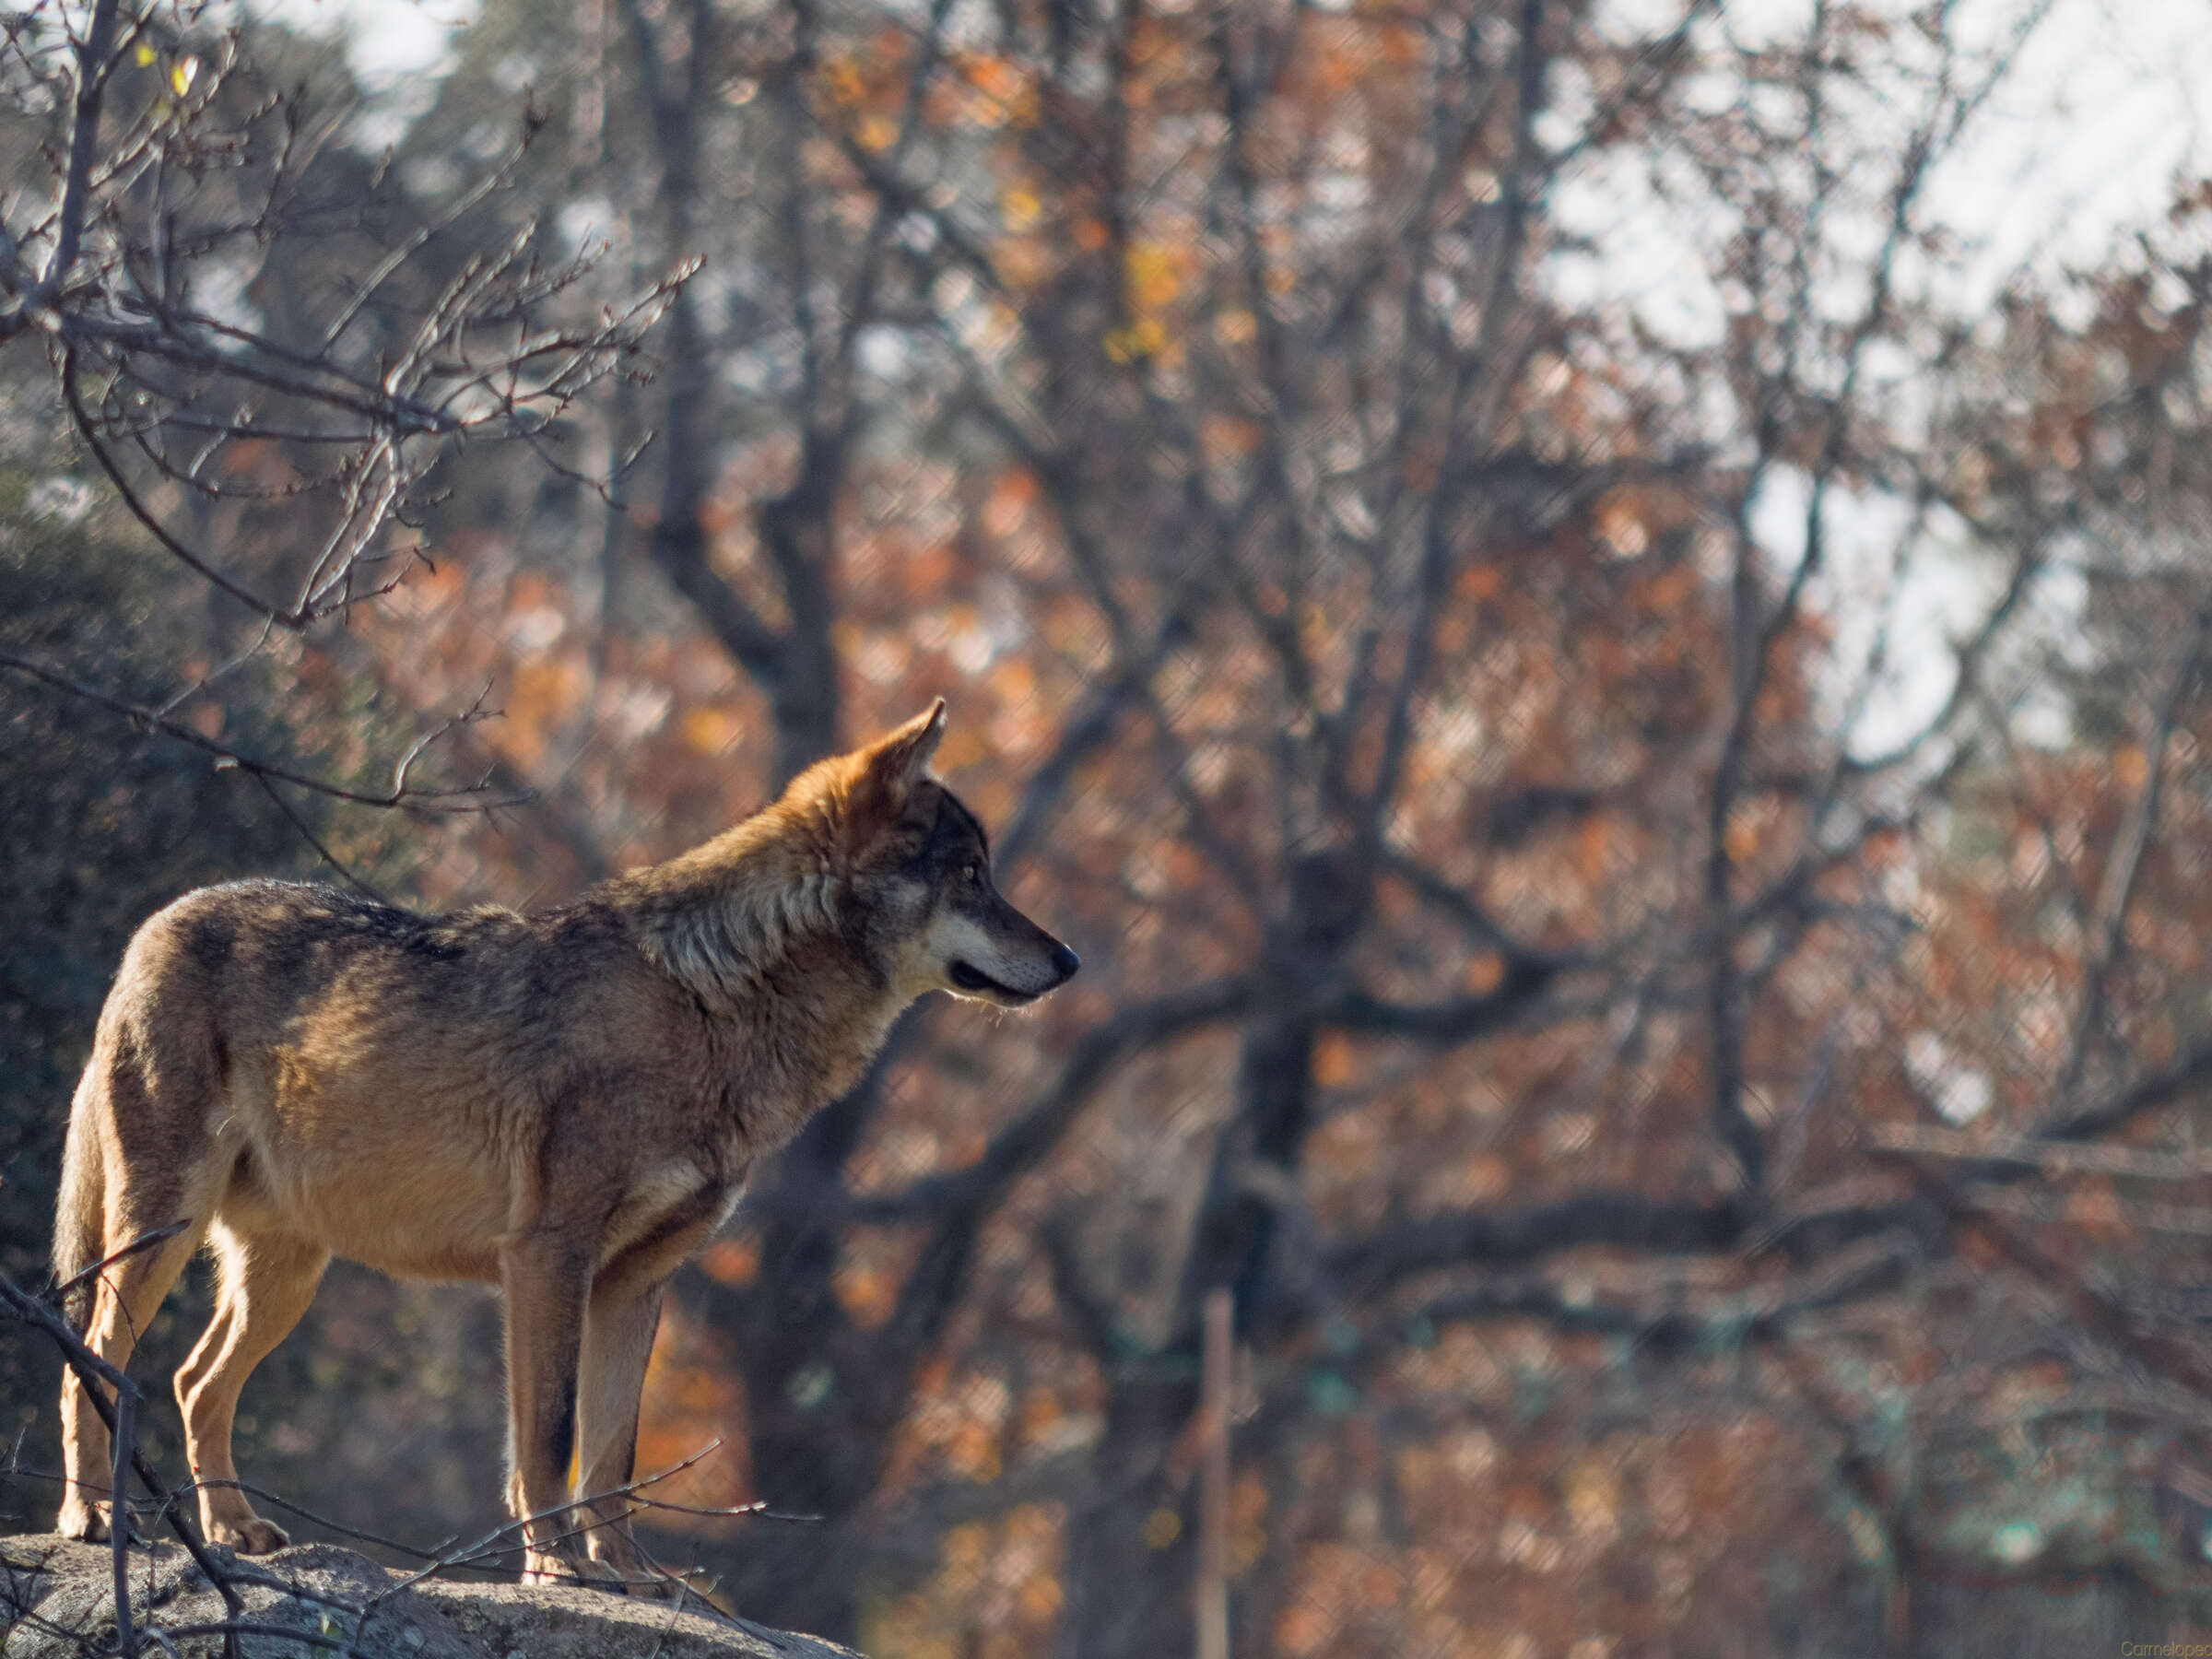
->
xmin=0 ymin=452 xmax=323 ymax=1454
xmin=0 ymin=0 xmax=678 ymax=813
xmin=17 ymin=0 xmax=2212 ymax=1653
xmin=303 ymin=0 xmax=2212 ymax=1649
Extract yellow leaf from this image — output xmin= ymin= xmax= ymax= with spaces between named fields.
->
xmin=990 ymin=655 xmax=1037 ymax=705
xmin=821 ymin=56 xmax=865 ymax=105
xmin=1724 ymin=811 xmax=1759 ymax=865
xmin=1103 ymin=315 xmax=1168 ymax=362
xmin=1200 ymin=414 xmax=1261 ymax=461
xmin=700 ymin=1237 xmax=759 ymax=1286
xmin=171 ymin=55 xmax=198 ymax=96
xmin=682 ymin=706 xmax=740 ymax=754
xmin=1213 ymin=307 xmax=1258 ymax=345
xmin=1463 ymin=951 xmax=1505 ymax=994
xmin=960 ymin=52 xmax=1023 ymax=106
xmin=943 ymin=1521 xmax=989 ymax=1577
xmin=1016 ymin=1575 xmax=1063 ymax=1621
xmin=1124 ymin=241 xmax=1182 ymax=310
xmin=981 ymin=466 xmax=1038 ymax=535
xmin=1019 ymin=1388 xmax=1062 ymax=1441
xmin=947 ymin=1420 xmax=1000 ymax=1482
xmin=1312 ymin=1031 xmax=1357 ymax=1087
xmin=1458 ymin=563 xmax=1502 ymax=599
xmin=834 ymin=1262 xmax=895 ymax=1328
xmin=134 ymin=41 xmax=156 ymax=65
xmin=949 ymin=53 xmax=1037 ymax=127
xmin=1000 ymin=185 xmax=1041 ymax=232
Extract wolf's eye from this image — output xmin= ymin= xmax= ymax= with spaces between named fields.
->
xmin=962 ymin=863 xmax=980 ymax=884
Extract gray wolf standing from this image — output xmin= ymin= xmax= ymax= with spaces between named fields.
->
xmin=52 ymin=701 xmax=1077 ymax=1587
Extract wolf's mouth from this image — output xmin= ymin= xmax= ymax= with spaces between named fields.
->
xmin=948 ymin=959 xmax=1041 ymax=1006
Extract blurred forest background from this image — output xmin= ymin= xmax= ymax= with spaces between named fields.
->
xmin=9 ymin=0 xmax=2212 ymax=1652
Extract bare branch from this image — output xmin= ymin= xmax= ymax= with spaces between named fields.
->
xmin=1867 ymin=1123 xmax=2212 ymax=1182
xmin=0 ymin=647 xmax=531 ymax=813
xmin=2055 ymin=587 xmax=2212 ymax=1102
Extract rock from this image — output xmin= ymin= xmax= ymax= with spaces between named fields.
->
xmin=0 ymin=1535 xmax=865 ymax=1658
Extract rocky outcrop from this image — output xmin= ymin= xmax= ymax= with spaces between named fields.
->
xmin=1 ymin=1535 xmax=864 ymax=1658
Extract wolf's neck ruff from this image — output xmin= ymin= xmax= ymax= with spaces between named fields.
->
xmin=622 ymin=805 xmax=853 ymax=1009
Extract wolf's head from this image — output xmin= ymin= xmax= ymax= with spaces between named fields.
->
xmin=818 ymin=700 xmax=1079 ymax=1009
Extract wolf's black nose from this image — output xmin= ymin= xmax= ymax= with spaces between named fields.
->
xmin=1050 ymin=943 xmax=1080 ymax=982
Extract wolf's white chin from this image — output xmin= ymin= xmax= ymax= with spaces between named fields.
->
xmin=947 ymin=959 xmax=1046 ymax=1006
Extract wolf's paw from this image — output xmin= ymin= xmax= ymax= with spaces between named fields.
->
xmin=523 ymin=1548 xmax=631 ymax=1594
xmin=589 ymin=1552 xmax=693 ymax=1603
xmin=629 ymin=1567 xmax=700 ymax=1605
xmin=584 ymin=1536 xmax=667 ymax=1597
xmin=56 ymin=1499 xmax=110 ymax=1543
xmin=210 ymin=1516 xmax=290 ymax=1554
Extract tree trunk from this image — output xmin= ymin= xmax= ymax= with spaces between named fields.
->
xmin=680 ymin=1258 xmax=910 ymax=1638
xmin=1055 ymin=1376 xmax=1201 ymax=1659
xmin=759 ymin=437 xmax=844 ymax=788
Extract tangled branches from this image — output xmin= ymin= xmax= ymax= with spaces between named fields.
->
xmin=0 ymin=0 xmax=687 ymax=811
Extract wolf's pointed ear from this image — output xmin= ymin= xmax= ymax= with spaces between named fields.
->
xmin=842 ymin=700 xmax=947 ymax=850
xmin=865 ymin=699 xmax=947 ymax=797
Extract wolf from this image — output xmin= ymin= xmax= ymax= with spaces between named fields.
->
xmin=51 ymin=701 xmax=1077 ymax=1588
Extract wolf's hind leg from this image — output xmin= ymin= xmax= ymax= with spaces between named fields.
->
xmin=175 ymin=1224 xmax=327 ymax=1553
xmin=56 ymin=1199 xmax=207 ymax=1543
xmin=575 ymin=1277 xmax=669 ymax=1587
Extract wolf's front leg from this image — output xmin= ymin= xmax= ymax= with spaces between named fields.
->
xmin=574 ymin=1277 xmax=669 ymax=1592
xmin=500 ymin=1232 xmax=621 ymax=1589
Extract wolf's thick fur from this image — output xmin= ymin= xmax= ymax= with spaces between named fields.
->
xmin=52 ymin=703 xmax=1076 ymax=1588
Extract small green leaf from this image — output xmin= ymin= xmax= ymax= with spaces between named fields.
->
xmin=1307 ymin=1368 xmax=1357 ymax=1417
